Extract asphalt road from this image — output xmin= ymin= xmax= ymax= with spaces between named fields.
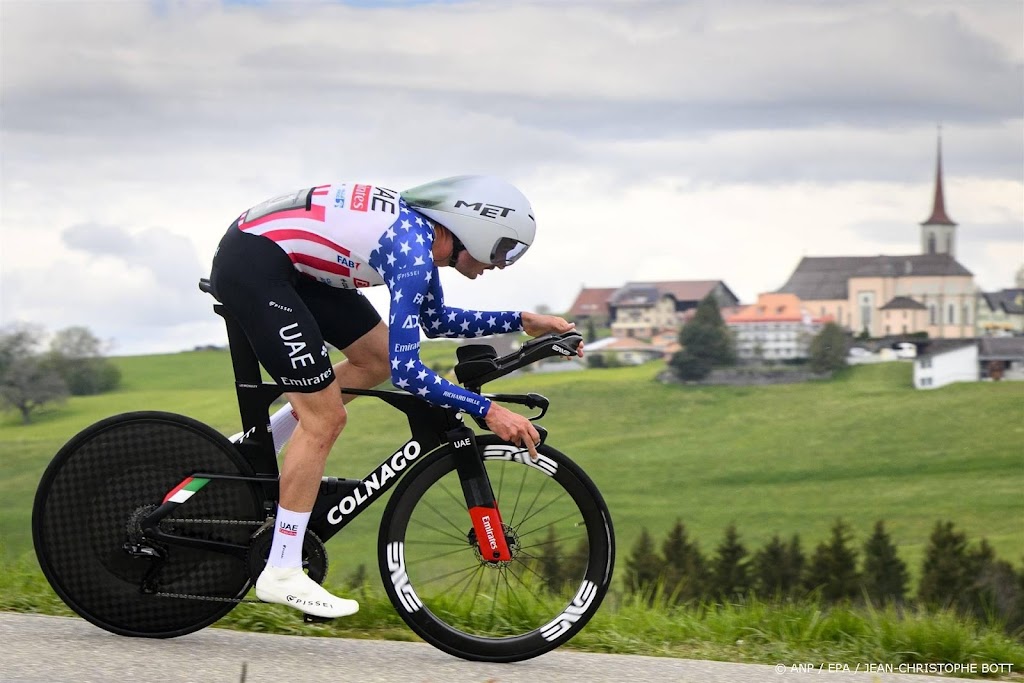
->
xmin=0 ymin=613 xmax=986 ymax=683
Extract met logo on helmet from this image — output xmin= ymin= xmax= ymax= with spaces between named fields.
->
xmin=454 ymin=200 xmax=515 ymax=219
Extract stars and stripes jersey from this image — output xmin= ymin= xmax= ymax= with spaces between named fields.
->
xmin=236 ymin=182 xmax=523 ymax=417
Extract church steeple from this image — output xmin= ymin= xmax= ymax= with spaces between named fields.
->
xmin=922 ymin=130 xmax=956 ymax=226
xmin=920 ymin=128 xmax=958 ymax=257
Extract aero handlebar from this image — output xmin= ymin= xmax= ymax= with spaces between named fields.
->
xmin=454 ymin=330 xmax=583 ymax=393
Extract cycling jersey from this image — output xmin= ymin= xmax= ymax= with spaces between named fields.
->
xmin=227 ymin=182 xmax=523 ymax=418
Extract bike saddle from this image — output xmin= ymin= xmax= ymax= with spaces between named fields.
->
xmin=198 ymin=278 xmax=220 ymax=301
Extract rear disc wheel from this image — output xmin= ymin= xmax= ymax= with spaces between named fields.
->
xmin=32 ymin=412 xmax=266 ymax=638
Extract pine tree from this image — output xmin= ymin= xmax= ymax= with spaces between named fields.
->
xmin=661 ymin=519 xmax=708 ymax=604
xmin=917 ymin=520 xmax=972 ymax=609
xmin=785 ymin=535 xmax=807 ymax=597
xmin=625 ymin=527 xmax=666 ymax=597
xmin=562 ymin=536 xmax=590 ymax=590
xmin=752 ymin=533 xmax=804 ymax=599
xmin=710 ymin=523 xmax=750 ymax=601
xmin=803 ymin=519 xmax=860 ymax=603
xmin=861 ymin=521 xmax=909 ymax=605
xmin=670 ymin=293 xmax=736 ymax=380
xmin=538 ymin=526 xmax=563 ymax=592
xmin=972 ymin=557 xmax=1024 ymax=633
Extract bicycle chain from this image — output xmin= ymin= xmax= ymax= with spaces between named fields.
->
xmin=155 ymin=592 xmax=261 ymax=604
xmin=162 ymin=518 xmax=265 ymax=527
xmin=153 ymin=517 xmax=267 ymax=604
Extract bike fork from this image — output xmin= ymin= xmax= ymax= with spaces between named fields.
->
xmin=448 ymin=426 xmax=512 ymax=562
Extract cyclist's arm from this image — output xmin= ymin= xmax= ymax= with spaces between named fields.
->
xmin=420 ymin=275 xmax=523 ymax=339
xmin=372 ymin=226 xmax=492 ymax=417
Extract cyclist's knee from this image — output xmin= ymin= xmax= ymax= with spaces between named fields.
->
xmin=366 ymin=351 xmax=391 ymax=385
xmin=289 ymin=387 xmax=347 ymax=442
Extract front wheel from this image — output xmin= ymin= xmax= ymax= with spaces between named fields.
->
xmin=378 ymin=436 xmax=615 ymax=662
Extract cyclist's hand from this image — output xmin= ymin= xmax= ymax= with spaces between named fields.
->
xmin=521 ymin=312 xmax=584 ymax=358
xmin=484 ymin=402 xmax=541 ymax=460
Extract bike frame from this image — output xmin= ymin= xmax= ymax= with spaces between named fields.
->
xmin=140 ymin=299 xmax=534 ymax=563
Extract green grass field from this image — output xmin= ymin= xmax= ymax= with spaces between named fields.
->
xmin=2 ymin=351 xmax=1023 ymax=594
xmin=4 ymin=350 xmax=1024 ymax=674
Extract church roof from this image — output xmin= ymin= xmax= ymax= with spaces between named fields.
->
xmin=880 ymin=296 xmax=928 ymax=311
xmin=777 ymin=254 xmax=972 ymax=301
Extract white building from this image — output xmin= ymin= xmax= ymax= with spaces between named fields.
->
xmin=726 ymin=292 xmax=829 ymax=361
xmin=914 ymin=343 xmax=978 ymax=389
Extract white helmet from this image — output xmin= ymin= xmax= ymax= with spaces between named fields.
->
xmin=401 ymin=175 xmax=536 ymax=266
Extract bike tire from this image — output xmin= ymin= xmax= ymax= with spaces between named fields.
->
xmin=32 ymin=411 xmax=266 ymax=638
xmin=377 ymin=436 xmax=615 ymax=662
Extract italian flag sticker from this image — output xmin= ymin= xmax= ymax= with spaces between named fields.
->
xmin=163 ymin=476 xmax=211 ymax=504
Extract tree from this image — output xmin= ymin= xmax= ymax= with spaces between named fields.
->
xmin=917 ymin=521 xmax=972 ymax=609
xmin=562 ymin=536 xmax=590 ymax=590
xmin=803 ymin=519 xmax=860 ymax=602
xmin=624 ymin=527 xmax=665 ymax=597
xmin=537 ymin=526 xmax=564 ymax=592
xmin=752 ymin=533 xmax=804 ymax=599
xmin=709 ymin=523 xmax=750 ymax=601
xmin=861 ymin=521 xmax=909 ymax=605
xmin=970 ymin=556 xmax=1024 ymax=633
xmin=808 ymin=323 xmax=848 ymax=374
xmin=963 ymin=539 xmax=1023 ymax=628
xmin=661 ymin=519 xmax=708 ymax=603
xmin=670 ymin=294 xmax=736 ymax=381
xmin=0 ymin=324 xmax=68 ymax=424
xmin=45 ymin=326 xmax=121 ymax=395
xmin=784 ymin=535 xmax=807 ymax=596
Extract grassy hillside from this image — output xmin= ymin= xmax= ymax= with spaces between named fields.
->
xmin=2 ymin=351 xmax=1022 ymax=595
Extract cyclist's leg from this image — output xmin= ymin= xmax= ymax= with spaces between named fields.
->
xmin=295 ymin=277 xmax=391 ymax=396
xmin=335 ymin=321 xmax=390 ymax=399
xmin=253 ymin=381 xmax=358 ymax=618
xmin=211 ymin=228 xmax=357 ymax=617
xmin=263 ymin=282 xmax=390 ymax=451
xmin=278 ymin=383 xmax=345 ymax=513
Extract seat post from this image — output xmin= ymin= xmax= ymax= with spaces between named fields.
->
xmin=212 ymin=304 xmax=283 ymax=474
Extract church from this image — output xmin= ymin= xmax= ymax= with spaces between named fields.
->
xmin=777 ymin=136 xmax=975 ymax=339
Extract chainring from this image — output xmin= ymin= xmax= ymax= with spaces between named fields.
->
xmin=246 ymin=523 xmax=329 ymax=585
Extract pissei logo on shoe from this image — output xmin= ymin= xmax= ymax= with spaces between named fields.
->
xmin=286 ymin=595 xmax=333 ymax=609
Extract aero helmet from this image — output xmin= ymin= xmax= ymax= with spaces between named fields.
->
xmin=401 ymin=175 xmax=536 ymax=266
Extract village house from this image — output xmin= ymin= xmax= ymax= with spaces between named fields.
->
xmin=976 ymin=285 xmax=1024 ymax=336
xmin=725 ymin=292 xmax=831 ymax=361
xmin=914 ymin=337 xmax=1024 ymax=389
xmin=567 ymin=280 xmax=740 ymax=339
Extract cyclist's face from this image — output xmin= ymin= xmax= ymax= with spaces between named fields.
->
xmin=454 ymin=250 xmax=498 ymax=280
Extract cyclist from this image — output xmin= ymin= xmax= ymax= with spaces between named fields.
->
xmin=209 ymin=176 xmax=583 ymax=619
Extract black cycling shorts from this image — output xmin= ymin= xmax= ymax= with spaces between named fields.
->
xmin=210 ymin=224 xmax=382 ymax=393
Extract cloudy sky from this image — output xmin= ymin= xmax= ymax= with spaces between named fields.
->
xmin=2 ymin=0 xmax=1022 ymax=355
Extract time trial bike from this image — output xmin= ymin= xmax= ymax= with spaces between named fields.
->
xmin=32 ymin=278 xmax=615 ymax=663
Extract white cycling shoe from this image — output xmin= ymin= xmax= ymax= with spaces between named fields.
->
xmin=255 ymin=566 xmax=359 ymax=619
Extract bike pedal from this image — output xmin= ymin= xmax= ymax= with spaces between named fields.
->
xmin=302 ymin=613 xmax=334 ymax=624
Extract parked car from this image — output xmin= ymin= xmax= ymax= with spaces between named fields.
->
xmin=895 ymin=342 xmax=917 ymax=359
xmin=848 ymin=347 xmax=871 ymax=358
